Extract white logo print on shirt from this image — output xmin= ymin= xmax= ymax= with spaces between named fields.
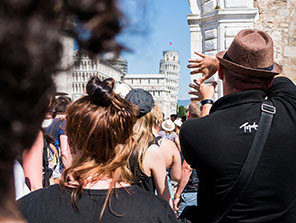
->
xmin=239 ymin=122 xmax=258 ymax=133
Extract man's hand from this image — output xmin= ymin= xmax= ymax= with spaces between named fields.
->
xmin=189 ymin=80 xmax=217 ymax=101
xmin=188 ymin=52 xmax=219 ymax=83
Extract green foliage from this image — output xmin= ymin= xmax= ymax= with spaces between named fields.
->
xmin=177 ymin=105 xmax=187 ymax=118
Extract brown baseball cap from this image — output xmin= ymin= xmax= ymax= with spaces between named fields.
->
xmin=216 ymin=29 xmax=282 ymax=78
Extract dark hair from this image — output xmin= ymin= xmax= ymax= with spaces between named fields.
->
xmin=0 ymin=0 xmax=125 ymax=161
xmin=0 ymin=0 xmax=126 ymax=218
xmin=170 ymin=114 xmax=178 ymax=119
xmin=54 ymin=96 xmax=72 ymax=114
xmin=86 ymin=77 xmax=115 ymax=106
xmin=62 ymin=0 xmax=125 ymax=58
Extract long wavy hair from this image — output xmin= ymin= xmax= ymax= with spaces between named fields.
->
xmin=60 ymin=77 xmax=137 ymax=222
xmin=129 ymin=111 xmax=154 ymax=180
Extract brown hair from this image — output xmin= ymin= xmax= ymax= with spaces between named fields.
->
xmin=60 ymin=77 xmax=137 ymax=221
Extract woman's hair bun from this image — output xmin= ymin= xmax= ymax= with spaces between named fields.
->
xmin=86 ymin=77 xmax=115 ymax=106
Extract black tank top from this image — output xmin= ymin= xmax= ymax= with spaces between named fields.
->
xmin=135 ymin=136 xmax=159 ymax=193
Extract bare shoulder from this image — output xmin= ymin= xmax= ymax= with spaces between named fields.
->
xmin=145 ymin=144 xmax=167 ymax=164
xmin=146 ymin=144 xmax=162 ymax=157
xmin=159 ymin=138 xmax=178 ymax=153
xmin=143 ymin=144 xmax=165 ymax=174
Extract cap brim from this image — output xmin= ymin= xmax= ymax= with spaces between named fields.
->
xmin=216 ymin=51 xmax=283 ymax=78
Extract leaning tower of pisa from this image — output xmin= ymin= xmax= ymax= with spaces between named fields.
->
xmin=160 ymin=51 xmax=181 ymax=115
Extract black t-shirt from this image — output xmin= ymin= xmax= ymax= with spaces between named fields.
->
xmin=18 ymin=184 xmax=177 ymax=223
xmin=180 ymin=77 xmax=296 ymax=222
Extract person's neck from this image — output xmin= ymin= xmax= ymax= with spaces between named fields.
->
xmin=152 ymin=127 xmax=158 ymax=136
xmin=66 ymin=177 xmax=131 ymax=190
xmin=223 ymin=81 xmax=240 ymax=96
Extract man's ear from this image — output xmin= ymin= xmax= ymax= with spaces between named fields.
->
xmin=218 ymin=64 xmax=224 ymax=80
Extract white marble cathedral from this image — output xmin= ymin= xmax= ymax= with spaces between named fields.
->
xmin=187 ymin=0 xmax=258 ymax=99
xmin=123 ymin=51 xmax=180 ymax=118
xmin=55 ymin=47 xmax=180 ymax=117
xmin=55 ymin=48 xmax=124 ymax=101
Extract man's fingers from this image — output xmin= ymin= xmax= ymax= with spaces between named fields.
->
xmin=194 ymin=51 xmax=206 ymax=58
xmin=189 ymin=83 xmax=199 ymax=90
xmin=190 ymin=69 xmax=203 ymax=75
xmin=187 ymin=63 xmax=202 ymax=68
xmin=188 ymin=59 xmax=202 ymax=63
xmin=188 ymin=91 xmax=199 ymax=97
xmin=193 ymin=79 xmax=201 ymax=85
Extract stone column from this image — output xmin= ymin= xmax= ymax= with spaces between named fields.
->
xmin=187 ymin=0 xmax=258 ymax=99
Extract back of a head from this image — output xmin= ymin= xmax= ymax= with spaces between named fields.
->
xmin=66 ymin=77 xmax=137 ymax=165
xmin=54 ymin=96 xmax=72 ymax=114
xmin=216 ymin=29 xmax=282 ymax=92
xmin=223 ymin=68 xmax=273 ymax=92
xmin=125 ymin=88 xmax=155 ymax=144
xmin=188 ymin=101 xmax=201 ymax=119
xmin=170 ymin=114 xmax=178 ymax=121
xmin=125 ymin=88 xmax=155 ymax=174
xmin=63 ymin=77 xmax=138 ymax=219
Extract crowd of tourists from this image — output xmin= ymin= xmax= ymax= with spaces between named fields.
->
xmin=1 ymin=0 xmax=296 ymax=223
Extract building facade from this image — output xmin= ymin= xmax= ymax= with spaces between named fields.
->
xmin=109 ymin=55 xmax=128 ymax=74
xmin=55 ymin=48 xmax=180 ymax=117
xmin=66 ymin=51 xmax=123 ymax=100
xmin=188 ymin=0 xmax=296 ymax=99
xmin=123 ymin=51 xmax=180 ymax=118
xmin=254 ymin=0 xmax=296 ymax=82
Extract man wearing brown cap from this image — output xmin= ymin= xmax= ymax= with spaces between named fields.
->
xmin=180 ymin=29 xmax=296 ymax=222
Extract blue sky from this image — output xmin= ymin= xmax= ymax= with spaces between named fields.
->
xmin=119 ymin=0 xmax=192 ymax=100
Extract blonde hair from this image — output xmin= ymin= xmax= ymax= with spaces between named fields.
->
xmin=151 ymin=104 xmax=164 ymax=127
xmin=60 ymin=77 xmax=137 ymax=222
xmin=129 ymin=112 xmax=154 ymax=178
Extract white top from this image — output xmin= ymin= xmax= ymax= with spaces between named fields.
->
xmin=14 ymin=160 xmax=30 ymax=200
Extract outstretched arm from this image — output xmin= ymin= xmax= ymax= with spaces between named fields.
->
xmin=188 ymin=52 xmax=219 ymax=84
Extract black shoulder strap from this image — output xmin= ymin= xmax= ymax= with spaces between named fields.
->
xmin=213 ymin=99 xmax=276 ymax=223
xmin=148 ymin=135 xmax=160 ymax=147
xmin=156 ymin=135 xmax=162 ymax=143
